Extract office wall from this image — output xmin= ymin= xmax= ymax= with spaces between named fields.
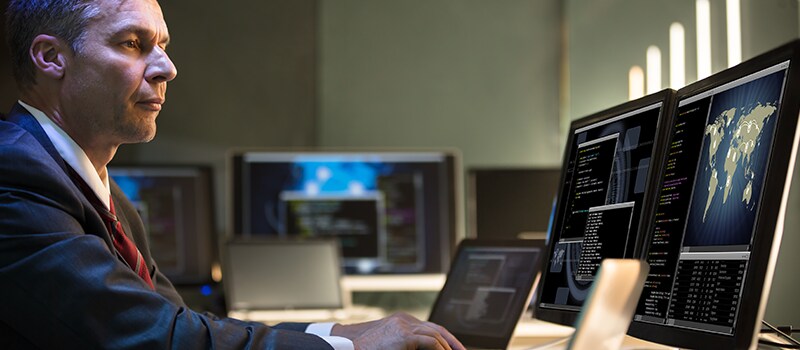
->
xmin=567 ymin=0 xmax=711 ymax=120
xmin=114 ymin=0 xmax=319 ymax=234
xmin=568 ymin=0 xmax=800 ymax=327
xmin=318 ymin=0 xmax=563 ymax=169
xmin=568 ymin=0 xmax=798 ymax=121
xmin=742 ymin=0 xmax=800 ymax=58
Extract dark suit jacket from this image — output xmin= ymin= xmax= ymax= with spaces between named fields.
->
xmin=0 ymin=103 xmax=335 ymax=349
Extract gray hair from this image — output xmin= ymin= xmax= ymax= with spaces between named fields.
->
xmin=5 ymin=0 xmax=101 ymax=90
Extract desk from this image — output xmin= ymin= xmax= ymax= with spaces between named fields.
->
xmin=508 ymin=319 xmax=674 ymax=350
xmin=508 ymin=335 xmax=678 ymax=350
xmin=508 ymin=318 xmax=572 ymax=349
xmin=509 ymin=320 xmax=677 ymax=350
xmin=232 ymin=307 xmax=797 ymax=349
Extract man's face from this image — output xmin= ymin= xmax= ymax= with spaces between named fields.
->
xmin=61 ymin=0 xmax=177 ymax=147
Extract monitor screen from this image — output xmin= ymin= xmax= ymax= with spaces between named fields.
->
xmin=108 ymin=165 xmax=216 ymax=285
xmin=467 ymin=168 xmax=560 ymax=240
xmin=628 ymin=40 xmax=800 ymax=349
xmin=230 ymin=150 xmax=460 ymax=274
xmin=534 ymin=90 xmax=674 ymax=325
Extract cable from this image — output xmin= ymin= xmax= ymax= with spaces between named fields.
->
xmin=758 ymin=339 xmax=800 ymax=349
xmin=759 ymin=320 xmax=800 ymax=349
xmin=763 ymin=320 xmax=800 ymax=345
xmin=763 ymin=327 xmax=796 ymax=335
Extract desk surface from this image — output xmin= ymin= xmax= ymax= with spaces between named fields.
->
xmin=508 ymin=335 xmax=678 ymax=350
xmin=233 ymin=307 xmax=794 ymax=349
xmin=509 ymin=318 xmax=679 ymax=350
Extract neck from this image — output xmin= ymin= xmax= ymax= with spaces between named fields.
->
xmin=20 ymin=92 xmax=118 ymax=177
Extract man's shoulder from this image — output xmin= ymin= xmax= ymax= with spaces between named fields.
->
xmin=0 ymin=117 xmax=65 ymax=180
xmin=0 ymin=117 xmax=32 ymax=146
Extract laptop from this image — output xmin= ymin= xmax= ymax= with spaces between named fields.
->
xmin=223 ymin=238 xmax=381 ymax=322
xmin=428 ymin=239 xmax=545 ymax=350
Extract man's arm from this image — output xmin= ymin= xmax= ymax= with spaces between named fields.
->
xmin=0 ymin=128 xmax=333 ymax=349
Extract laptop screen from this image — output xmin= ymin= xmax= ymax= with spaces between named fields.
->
xmin=428 ymin=239 xmax=544 ymax=349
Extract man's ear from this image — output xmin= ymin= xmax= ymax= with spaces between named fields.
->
xmin=29 ymin=34 xmax=70 ymax=80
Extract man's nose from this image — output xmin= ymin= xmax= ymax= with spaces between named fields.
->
xmin=145 ymin=46 xmax=177 ymax=84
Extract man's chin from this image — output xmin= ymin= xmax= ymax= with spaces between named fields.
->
xmin=118 ymin=126 xmax=157 ymax=145
xmin=138 ymin=129 xmax=157 ymax=143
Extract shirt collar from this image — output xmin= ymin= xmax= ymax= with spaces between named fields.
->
xmin=19 ymin=100 xmax=111 ymax=209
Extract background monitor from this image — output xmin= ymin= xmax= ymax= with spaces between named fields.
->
xmin=230 ymin=149 xmax=461 ymax=275
xmin=628 ymin=40 xmax=800 ymax=350
xmin=467 ymin=168 xmax=560 ymax=240
xmin=109 ymin=165 xmax=217 ymax=285
xmin=534 ymin=89 xmax=675 ymax=326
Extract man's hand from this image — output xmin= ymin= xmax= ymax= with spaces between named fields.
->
xmin=332 ymin=312 xmax=465 ymax=350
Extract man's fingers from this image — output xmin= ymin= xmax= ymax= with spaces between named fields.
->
xmin=350 ymin=312 xmax=466 ymax=350
xmin=422 ymin=321 xmax=466 ymax=350
xmin=399 ymin=314 xmax=465 ymax=350
xmin=412 ymin=324 xmax=450 ymax=350
xmin=411 ymin=334 xmax=448 ymax=350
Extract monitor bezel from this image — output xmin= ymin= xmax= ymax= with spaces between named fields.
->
xmin=627 ymin=39 xmax=800 ymax=350
xmin=533 ymin=89 xmax=676 ymax=326
xmin=226 ymin=147 xmax=464 ymax=275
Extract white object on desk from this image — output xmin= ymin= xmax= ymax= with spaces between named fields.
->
xmin=567 ymin=259 xmax=649 ymax=350
xmin=340 ymin=274 xmax=446 ymax=292
xmin=229 ymin=305 xmax=385 ymax=324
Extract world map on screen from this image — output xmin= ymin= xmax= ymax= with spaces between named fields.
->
xmin=683 ymin=68 xmax=785 ymax=247
xmin=701 ymin=103 xmax=777 ymax=222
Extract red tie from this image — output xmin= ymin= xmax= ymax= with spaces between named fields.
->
xmin=108 ymin=196 xmax=155 ymax=290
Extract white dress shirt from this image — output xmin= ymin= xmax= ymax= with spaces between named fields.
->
xmin=19 ymin=101 xmax=354 ymax=350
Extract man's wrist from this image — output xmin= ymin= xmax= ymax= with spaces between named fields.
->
xmin=331 ymin=320 xmax=378 ymax=340
xmin=331 ymin=323 xmax=349 ymax=338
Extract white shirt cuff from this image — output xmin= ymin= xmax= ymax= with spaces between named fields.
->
xmin=306 ymin=323 xmax=354 ymax=350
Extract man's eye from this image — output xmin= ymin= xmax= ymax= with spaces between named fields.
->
xmin=123 ymin=40 xmax=140 ymax=49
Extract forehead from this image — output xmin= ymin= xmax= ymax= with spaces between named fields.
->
xmin=88 ymin=0 xmax=168 ymax=39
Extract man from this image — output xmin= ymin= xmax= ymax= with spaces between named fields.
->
xmin=0 ymin=0 xmax=465 ymax=349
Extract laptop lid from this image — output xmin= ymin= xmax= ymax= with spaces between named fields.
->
xmin=223 ymin=238 xmax=344 ymax=312
xmin=428 ymin=238 xmax=545 ymax=350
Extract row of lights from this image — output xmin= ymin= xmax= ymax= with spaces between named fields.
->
xmin=629 ymin=0 xmax=742 ymax=100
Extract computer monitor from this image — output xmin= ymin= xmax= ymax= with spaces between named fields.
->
xmin=108 ymin=165 xmax=217 ymax=285
xmin=628 ymin=40 xmax=800 ymax=350
xmin=467 ymin=168 xmax=560 ymax=240
xmin=229 ymin=149 xmax=461 ymax=275
xmin=534 ymin=89 xmax=675 ymax=326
